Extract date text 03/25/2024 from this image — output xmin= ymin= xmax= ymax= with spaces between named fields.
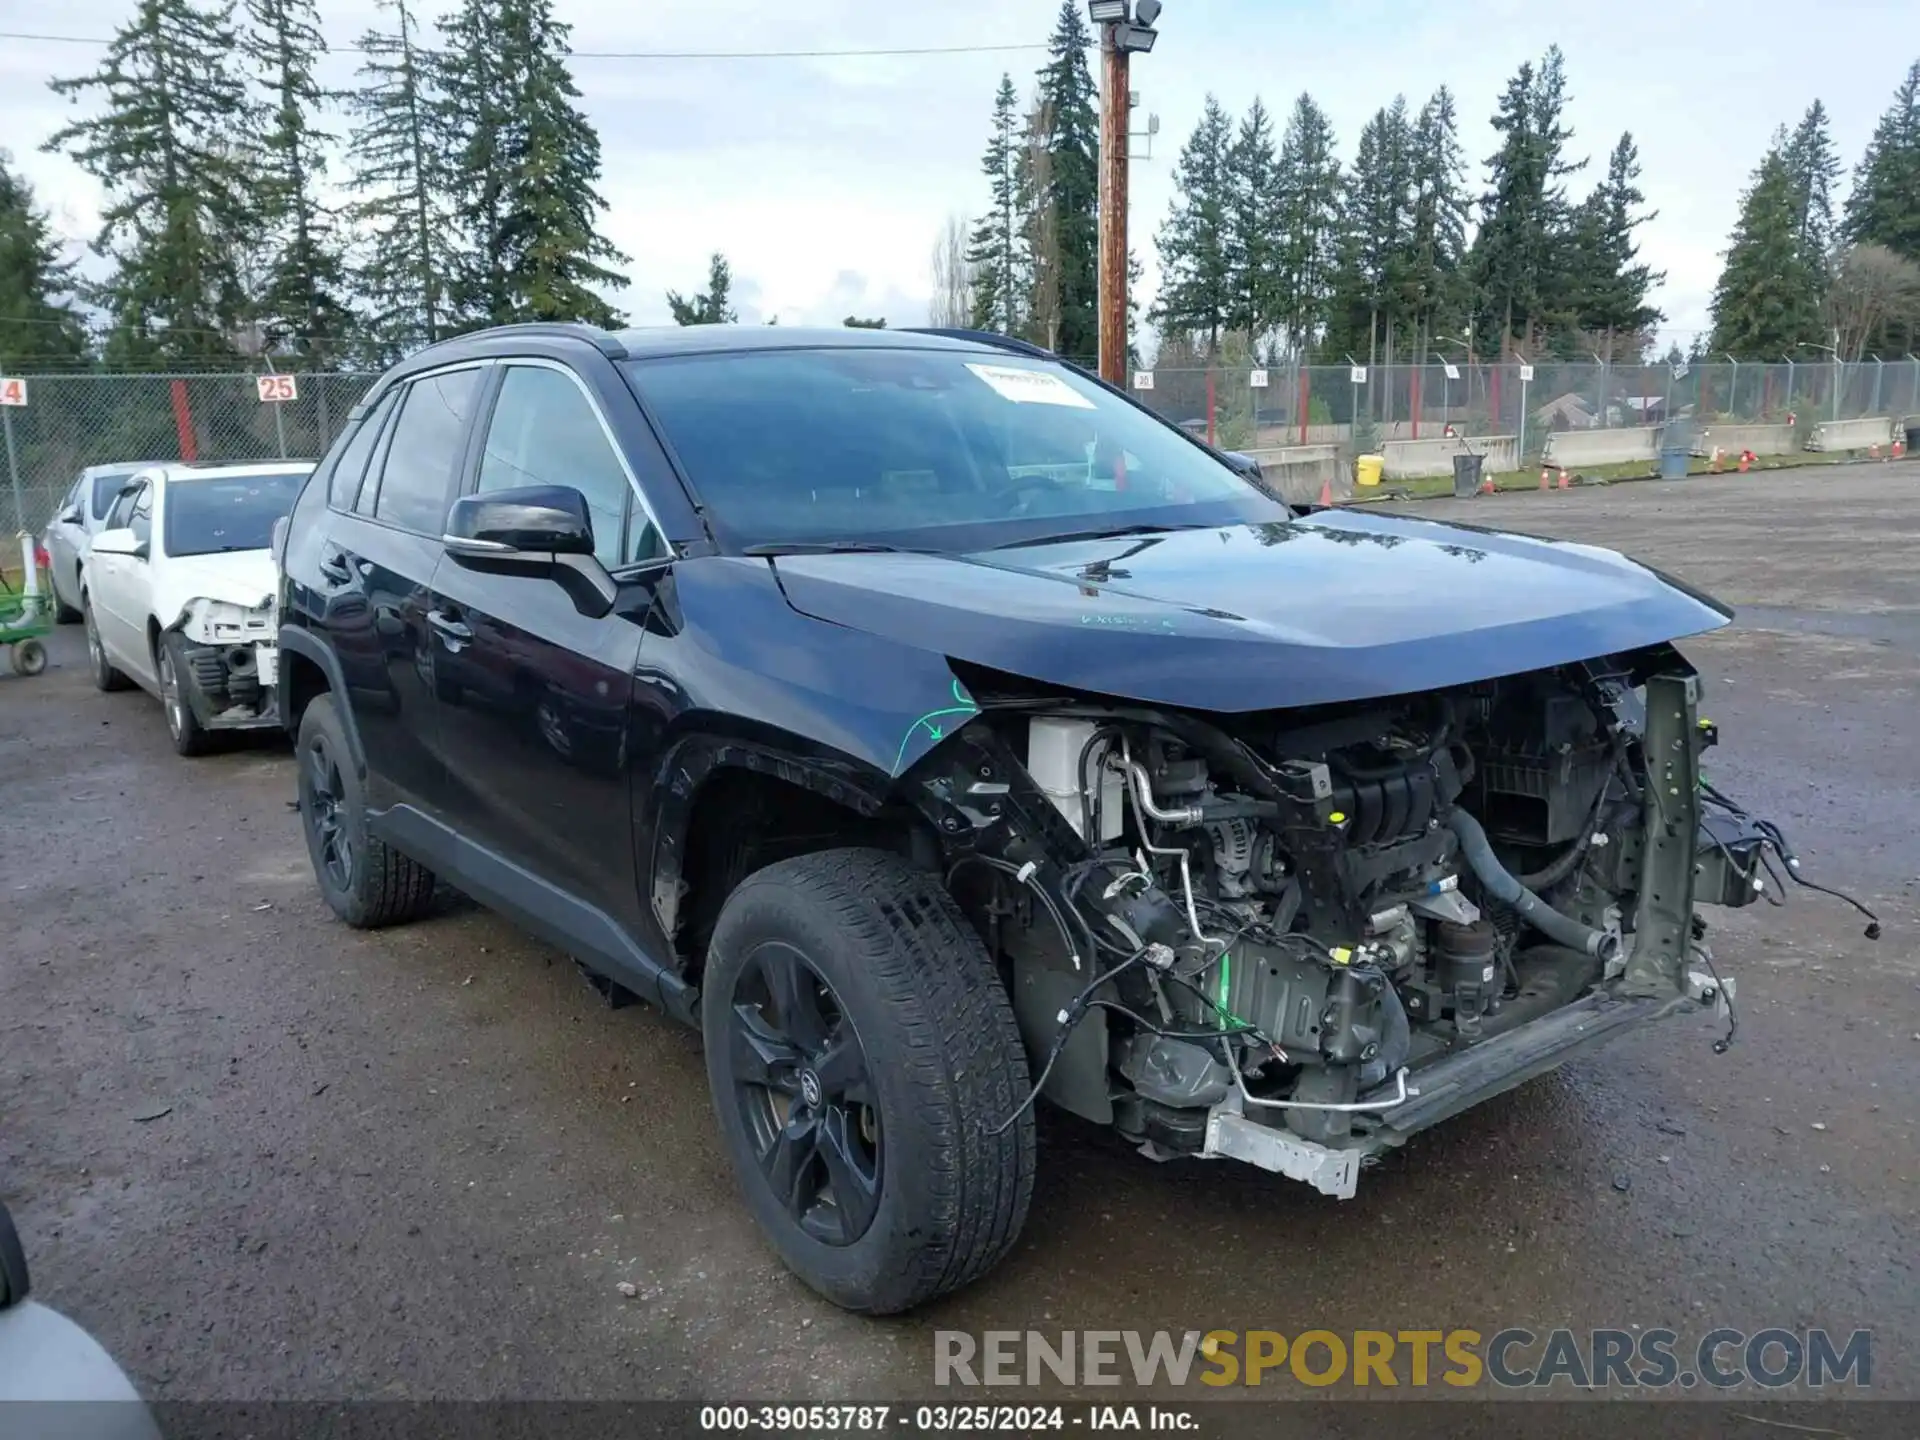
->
xmin=699 ymin=1405 xmax=1196 ymax=1432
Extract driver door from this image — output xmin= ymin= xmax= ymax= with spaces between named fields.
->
xmin=88 ymin=478 xmax=156 ymax=683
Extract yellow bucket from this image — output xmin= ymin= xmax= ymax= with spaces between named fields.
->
xmin=1355 ymin=453 xmax=1385 ymax=488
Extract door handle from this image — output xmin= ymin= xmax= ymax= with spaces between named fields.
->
xmin=427 ymin=609 xmax=472 ymax=644
xmin=317 ymin=551 xmax=354 ymax=584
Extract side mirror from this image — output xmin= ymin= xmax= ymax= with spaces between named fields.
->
xmin=90 ymin=527 xmax=148 ymax=561
xmin=58 ymin=505 xmax=83 ymax=526
xmin=443 ymin=486 xmax=613 ymax=618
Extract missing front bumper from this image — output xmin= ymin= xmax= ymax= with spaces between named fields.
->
xmin=178 ymin=639 xmax=281 ymax=730
xmin=1200 ymin=987 xmax=1698 ymax=1197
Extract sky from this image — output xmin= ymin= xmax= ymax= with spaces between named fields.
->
xmin=2 ymin=0 xmax=1917 ymax=349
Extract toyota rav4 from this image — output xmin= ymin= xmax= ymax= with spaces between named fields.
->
xmin=274 ymin=322 xmax=1858 ymax=1315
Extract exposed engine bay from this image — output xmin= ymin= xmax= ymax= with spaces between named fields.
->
xmin=924 ymin=647 xmax=1876 ymax=1197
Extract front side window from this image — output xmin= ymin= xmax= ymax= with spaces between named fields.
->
xmin=367 ymin=368 xmax=482 ymax=534
xmin=105 ymin=480 xmax=146 ymax=533
xmin=478 ymin=366 xmax=654 ymax=568
xmin=622 ymin=347 xmax=1284 ymax=552
xmin=91 ymin=467 xmax=148 ymax=520
xmin=162 ymin=472 xmax=309 ymax=557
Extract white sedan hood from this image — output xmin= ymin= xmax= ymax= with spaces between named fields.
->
xmin=155 ymin=549 xmax=277 ymax=625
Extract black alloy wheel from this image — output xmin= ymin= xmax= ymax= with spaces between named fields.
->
xmin=304 ymin=732 xmax=354 ymax=892
xmin=724 ymin=941 xmax=882 ymax=1246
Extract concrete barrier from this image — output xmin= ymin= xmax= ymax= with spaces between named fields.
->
xmin=1543 ymin=426 xmax=1661 ymax=468
xmin=1380 ymin=434 xmax=1518 ymax=480
xmin=1806 ymin=417 xmax=1895 ymax=452
xmin=1243 ymin=444 xmax=1344 ymax=504
xmin=1688 ymin=423 xmax=1797 ymax=458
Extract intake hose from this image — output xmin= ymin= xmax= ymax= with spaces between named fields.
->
xmin=1447 ymin=808 xmax=1618 ymax=961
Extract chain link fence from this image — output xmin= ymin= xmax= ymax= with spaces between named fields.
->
xmin=1129 ymin=359 xmax=1920 ymax=462
xmin=1 ymin=371 xmax=379 ymax=536
xmin=6 ymin=358 xmax=1920 ymax=536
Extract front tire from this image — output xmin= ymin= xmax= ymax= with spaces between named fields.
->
xmin=703 ymin=847 xmax=1036 ymax=1314
xmin=82 ymin=596 xmax=130 ymax=691
xmin=296 ymin=692 xmax=437 ymax=928
xmin=157 ymin=635 xmax=213 ymax=756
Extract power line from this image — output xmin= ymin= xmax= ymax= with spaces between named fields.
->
xmin=0 ymin=29 xmax=1045 ymax=59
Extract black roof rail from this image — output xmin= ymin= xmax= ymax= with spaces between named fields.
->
xmin=899 ymin=327 xmax=1059 ymax=362
xmin=416 ymin=322 xmax=629 ymax=360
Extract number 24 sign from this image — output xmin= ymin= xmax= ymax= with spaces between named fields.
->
xmin=0 ymin=377 xmax=27 ymax=407
xmin=256 ymin=373 xmax=299 ymax=404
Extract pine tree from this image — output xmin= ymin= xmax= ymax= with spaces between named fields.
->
xmin=1152 ymin=96 xmax=1236 ymax=352
xmin=667 ymin=254 xmax=736 ymax=325
xmin=1225 ymin=98 xmax=1283 ymax=341
xmin=1469 ymin=46 xmax=1585 ymax=354
xmin=241 ymin=0 xmax=352 ymax=362
xmin=1402 ymin=86 xmax=1470 ymax=352
xmin=1325 ymin=98 xmax=1413 ymax=365
xmin=1708 ymin=141 xmax=1823 ymax=358
xmin=0 ymin=156 xmax=90 ymax=370
xmin=1271 ymin=93 xmax=1342 ymax=355
xmin=966 ymin=74 xmax=1025 ymax=333
xmin=1781 ymin=100 xmax=1842 ymax=288
xmin=1566 ymin=132 xmax=1664 ymax=355
xmin=1843 ymin=60 xmax=1920 ymax=263
xmin=1028 ymin=1 xmax=1099 ymax=360
xmin=44 ymin=0 xmax=256 ymax=366
xmin=440 ymin=0 xmax=628 ymax=329
xmin=345 ymin=0 xmax=449 ymax=362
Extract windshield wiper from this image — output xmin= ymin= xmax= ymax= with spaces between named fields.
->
xmin=987 ymin=522 xmax=1209 ymax=550
xmin=741 ymin=540 xmax=935 ymax=556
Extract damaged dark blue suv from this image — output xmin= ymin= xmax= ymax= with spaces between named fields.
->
xmin=276 ymin=322 xmax=1807 ymax=1314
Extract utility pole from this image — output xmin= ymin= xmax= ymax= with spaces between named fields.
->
xmin=1090 ymin=1 xmax=1160 ymax=385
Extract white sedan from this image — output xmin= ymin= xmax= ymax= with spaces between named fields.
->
xmin=81 ymin=461 xmax=314 ymax=756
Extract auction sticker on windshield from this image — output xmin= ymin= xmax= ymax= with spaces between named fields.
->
xmin=965 ymin=363 xmax=1096 ymax=409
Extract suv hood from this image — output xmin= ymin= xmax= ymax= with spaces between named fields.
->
xmin=770 ymin=511 xmax=1731 ymax=712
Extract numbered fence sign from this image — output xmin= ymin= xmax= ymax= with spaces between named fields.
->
xmin=1518 ymin=364 xmax=1535 ymax=382
xmin=1133 ymin=371 xmax=1155 ymax=391
xmin=0 ymin=377 xmax=27 ymax=407
xmin=256 ymin=373 xmax=299 ymax=404
xmin=1249 ymin=369 xmax=1269 ymax=389
xmin=1349 ymin=366 xmax=1367 ymax=385
xmin=1442 ymin=362 xmax=1460 ymax=381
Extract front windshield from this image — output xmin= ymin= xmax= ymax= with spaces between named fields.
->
xmin=163 ymin=472 xmax=308 ymax=557
xmin=623 ymin=347 xmax=1285 ymax=550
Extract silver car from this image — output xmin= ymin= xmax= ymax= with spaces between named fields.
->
xmin=41 ymin=462 xmax=170 ymax=623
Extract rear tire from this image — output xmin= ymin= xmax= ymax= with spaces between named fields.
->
xmin=296 ymin=692 xmax=437 ymax=928
xmin=703 ymin=847 xmax=1036 ymax=1314
xmin=82 ymin=596 xmax=130 ymax=691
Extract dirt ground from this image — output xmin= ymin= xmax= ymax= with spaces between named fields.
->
xmin=2 ymin=466 xmax=1915 ymax=1410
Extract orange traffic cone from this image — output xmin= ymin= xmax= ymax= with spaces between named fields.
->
xmin=1738 ymin=450 xmax=1753 ymax=473
xmin=1480 ymin=470 xmax=1496 ymax=495
xmin=1317 ymin=478 xmax=1334 ymax=507
xmin=1709 ymin=446 xmax=1723 ymax=473
xmin=1557 ymin=468 xmax=1570 ymax=489
xmin=1896 ymin=438 xmax=1907 ymax=460
xmin=1871 ymin=441 xmax=1882 ymax=462
xmin=1539 ymin=467 xmax=1551 ymax=491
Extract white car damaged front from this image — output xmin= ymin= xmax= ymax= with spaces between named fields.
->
xmin=157 ymin=561 xmax=281 ymax=728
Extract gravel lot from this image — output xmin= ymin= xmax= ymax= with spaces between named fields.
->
xmin=3 ymin=466 xmax=1915 ymax=1408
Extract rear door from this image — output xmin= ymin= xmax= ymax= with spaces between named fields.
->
xmin=426 ymin=360 xmax=666 ymax=934
xmin=313 ymin=364 xmax=489 ymax=815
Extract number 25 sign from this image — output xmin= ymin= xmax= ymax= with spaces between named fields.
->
xmin=256 ymin=373 xmax=299 ymax=404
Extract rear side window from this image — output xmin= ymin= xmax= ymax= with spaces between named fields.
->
xmin=366 ymin=369 xmax=482 ymax=534
xmin=328 ymin=391 xmax=399 ymax=510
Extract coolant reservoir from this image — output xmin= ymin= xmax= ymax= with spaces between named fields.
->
xmin=1027 ymin=718 xmax=1124 ymax=842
